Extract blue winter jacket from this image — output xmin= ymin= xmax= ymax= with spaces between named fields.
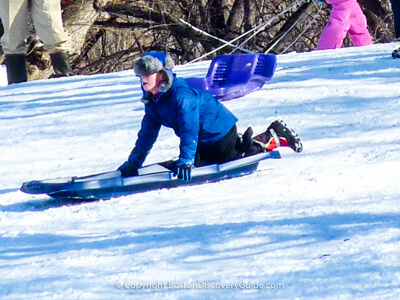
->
xmin=128 ymin=76 xmax=238 ymax=167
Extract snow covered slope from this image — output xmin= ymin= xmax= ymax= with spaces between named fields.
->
xmin=1 ymin=42 xmax=400 ymax=299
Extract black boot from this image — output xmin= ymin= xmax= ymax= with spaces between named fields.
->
xmin=254 ymin=120 xmax=303 ymax=153
xmin=393 ymin=47 xmax=400 ymax=59
xmin=5 ymin=54 xmax=28 ymax=84
xmin=50 ymin=52 xmax=72 ymax=77
xmin=238 ymin=126 xmax=266 ymax=157
xmin=240 ymin=126 xmax=253 ymax=156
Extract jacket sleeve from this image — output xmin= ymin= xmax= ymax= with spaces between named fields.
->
xmin=128 ymin=113 xmax=161 ymax=167
xmin=173 ymin=90 xmax=199 ymax=165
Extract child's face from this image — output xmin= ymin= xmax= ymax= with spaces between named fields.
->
xmin=141 ymin=72 xmax=164 ymax=94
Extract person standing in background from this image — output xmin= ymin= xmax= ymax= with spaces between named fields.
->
xmin=390 ymin=0 xmax=400 ymax=39
xmin=317 ymin=0 xmax=373 ymax=50
xmin=390 ymin=0 xmax=400 ymax=58
xmin=0 ymin=0 xmax=72 ymax=85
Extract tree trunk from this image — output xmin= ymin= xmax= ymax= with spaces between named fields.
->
xmin=227 ymin=0 xmax=244 ymax=34
xmin=62 ymin=0 xmax=100 ymax=56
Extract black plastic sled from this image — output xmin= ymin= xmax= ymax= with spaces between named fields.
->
xmin=20 ymin=151 xmax=281 ymax=201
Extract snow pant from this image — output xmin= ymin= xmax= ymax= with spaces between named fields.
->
xmin=316 ymin=0 xmax=373 ymax=50
xmin=0 ymin=0 xmax=70 ymax=55
xmin=391 ymin=0 xmax=400 ymax=38
xmin=195 ymin=125 xmax=242 ymax=167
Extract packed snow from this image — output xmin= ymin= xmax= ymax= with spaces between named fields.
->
xmin=1 ymin=42 xmax=400 ymax=299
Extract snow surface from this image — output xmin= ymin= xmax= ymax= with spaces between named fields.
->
xmin=1 ymin=43 xmax=400 ymax=299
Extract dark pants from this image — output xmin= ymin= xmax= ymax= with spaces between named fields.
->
xmin=391 ymin=0 xmax=400 ymax=38
xmin=195 ymin=125 xmax=241 ymax=167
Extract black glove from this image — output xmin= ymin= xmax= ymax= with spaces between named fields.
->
xmin=173 ymin=163 xmax=193 ymax=182
xmin=118 ymin=161 xmax=139 ymax=177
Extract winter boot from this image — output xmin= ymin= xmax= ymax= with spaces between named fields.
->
xmin=392 ymin=47 xmax=400 ymax=59
xmin=50 ymin=52 xmax=73 ymax=77
xmin=239 ymin=126 xmax=254 ymax=157
xmin=239 ymin=126 xmax=269 ymax=157
xmin=254 ymin=120 xmax=303 ymax=153
xmin=4 ymin=54 xmax=28 ymax=84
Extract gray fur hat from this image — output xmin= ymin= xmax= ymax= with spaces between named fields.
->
xmin=134 ymin=51 xmax=175 ymax=93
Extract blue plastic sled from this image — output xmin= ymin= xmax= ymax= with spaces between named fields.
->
xmin=20 ymin=151 xmax=281 ymax=201
xmin=186 ymin=53 xmax=277 ymax=101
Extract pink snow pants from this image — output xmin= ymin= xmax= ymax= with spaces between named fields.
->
xmin=317 ymin=0 xmax=373 ymax=50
